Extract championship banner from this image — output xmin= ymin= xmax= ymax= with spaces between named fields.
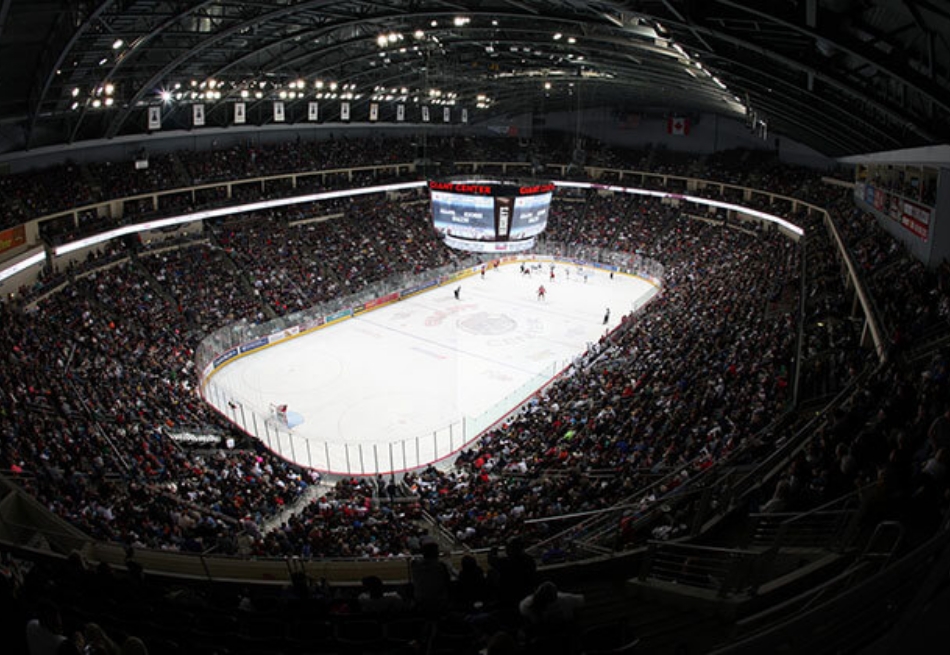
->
xmin=443 ymin=107 xmax=451 ymax=123
xmin=421 ymin=105 xmax=430 ymax=122
xmin=192 ymin=103 xmax=205 ymax=127
xmin=369 ymin=103 xmax=379 ymax=121
xmin=461 ymin=108 xmax=468 ymax=124
xmin=308 ymin=101 xmax=319 ymax=121
xmin=341 ymin=101 xmax=351 ymax=121
xmin=234 ymin=102 xmax=246 ymax=124
xmin=273 ymin=101 xmax=285 ymax=122
xmin=396 ymin=104 xmax=405 ymax=121
xmin=147 ymin=106 xmax=161 ymax=130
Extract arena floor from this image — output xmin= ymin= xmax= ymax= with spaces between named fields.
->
xmin=205 ymin=262 xmax=658 ymax=476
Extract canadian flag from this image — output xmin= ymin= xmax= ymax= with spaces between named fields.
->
xmin=667 ymin=116 xmax=690 ymax=135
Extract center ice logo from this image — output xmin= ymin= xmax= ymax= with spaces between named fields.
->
xmin=459 ymin=312 xmax=517 ymax=336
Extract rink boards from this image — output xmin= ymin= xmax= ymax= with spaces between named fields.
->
xmin=201 ymin=257 xmax=659 ymax=476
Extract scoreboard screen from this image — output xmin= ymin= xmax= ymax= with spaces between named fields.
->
xmin=429 ymin=180 xmax=554 ymax=253
xmin=431 ymin=191 xmax=496 ymax=241
xmin=510 ymin=192 xmax=552 ymax=240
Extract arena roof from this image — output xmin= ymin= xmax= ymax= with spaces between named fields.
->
xmin=0 ymin=0 xmax=947 ymax=157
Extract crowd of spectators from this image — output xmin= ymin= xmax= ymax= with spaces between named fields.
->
xmin=212 ymin=195 xmax=459 ymax=316
xmin=4 ymin=520 xmax=592 ymax=655
xmin=751 ymin=195 xmax=950 ymax=548
xmin=251 ymin=476 xmax=431 ymax=559
xmin=1 ymin=249 xmax=311 ymax=551
xmin=3 ymin=135 xmax=950 ymax=655
xmin=0 ymin=137 xmax=947 ymax=577
xmin=0 ymin=132 xmax=851 ymax=239
xmin=405 ymin=201 xmax=799 ymax=549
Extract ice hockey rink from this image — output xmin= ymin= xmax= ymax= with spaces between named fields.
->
xmin=204 ymin=262 xmax=658 ymax=476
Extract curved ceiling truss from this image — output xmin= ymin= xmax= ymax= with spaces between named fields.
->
xmin=0 ymin=0 xmax=946 ymax=157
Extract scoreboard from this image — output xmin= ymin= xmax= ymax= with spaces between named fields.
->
xmin=429 ymin=179 xmax=554 ymax=252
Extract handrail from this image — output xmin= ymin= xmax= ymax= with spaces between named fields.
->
xmin=707 ymin=515 xmax=950 ymax=655
xmin=791 ymin=235 xmax=807 ymax=406
xmin=723 ymin=364 xmax=877 ymax=510
xmin=731 ymin=560 xmax=873 ymax=634
xmin=821 ymin=209 xmax=886 ymax=360
xmin=779 ymin=485 xmax=868 ymax=527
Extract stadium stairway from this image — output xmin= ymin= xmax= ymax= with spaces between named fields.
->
xmin=258 ymin=479 xmax=333 ymax=535
xmin=205 ymin=227 xmax=280 ymax=321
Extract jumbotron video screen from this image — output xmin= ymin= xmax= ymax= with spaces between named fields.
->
xmin=429 ymin=179 xmax=554 ymax=252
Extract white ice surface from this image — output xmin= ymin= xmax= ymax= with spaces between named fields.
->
xmin=205 ymin=263 xmax=657 ymax=475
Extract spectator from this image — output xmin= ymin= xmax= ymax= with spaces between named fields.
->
xmin=761 ymin=479 xmax=792 ymax=513
xmin=358 ymin=575 xmax=408 ymax=614
xmin=488 ymin=538 xmax=536 ymax=608
xmin=518 ymin=581 xmax=585 ymax=626
xmin=25 ymin=600 xmax=66 ymax=655
xmin=453 ymin=554 xmax=488 ymax=610
xmin=410 ymin=541 xmax=453 ymax=614
xmin=518 ymin=581 xmax=586 ymax=655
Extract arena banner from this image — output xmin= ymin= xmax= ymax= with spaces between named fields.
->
xmin=281 ymin=326 xmax=300 ymax=340
xmin=888 ymin=194 xmax=901 ymax=222
xmin=400 ymin=279 xmax=439 ymax=299
xmin=300 ymin=316 xmax=326 ymax=331
xmin=0 ymin=225 xmax=26 ymax=255
xmin=863 ymin=184 xmax=933 ymax=241
xmin=352 ymin=302 xmax=368 ymax=315
xmin=169 ymin=431 xmax=221 ymax=446
xmin=325 ymin=309 xmax=352 ymax=325
xmin=363 ymin=292 xmax=399 ymax=311
xmin=900 ymin=198 xmax=932 ymax=241
xmin=212 ymin=348 xmax=239 ymax=369
xmin=873 ymin=188 xmax=887 ymax=213
xmin=239 ymin=337 xmax=269 ymax=354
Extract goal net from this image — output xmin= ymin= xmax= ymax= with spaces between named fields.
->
xmin=268 ymin=403 xmax=290 ymax=428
